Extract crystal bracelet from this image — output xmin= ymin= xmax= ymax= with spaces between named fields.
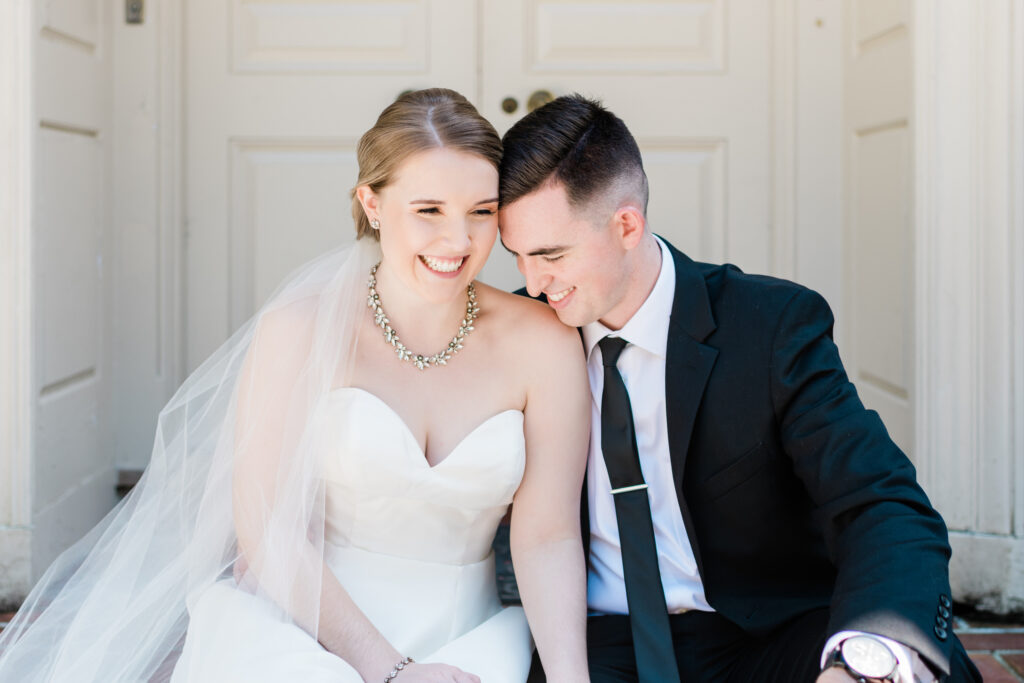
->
xmin=384 ymin=656 xmax=413 ymax=682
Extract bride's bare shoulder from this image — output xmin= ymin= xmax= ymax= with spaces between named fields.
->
xmin=251 ymin=295 xmax=322 ymax=352
xmin=474 ymin=283 xmax=582 ymax=358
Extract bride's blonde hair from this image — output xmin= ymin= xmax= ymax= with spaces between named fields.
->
xmin=351 ymin=88 xmax=502 ymax=240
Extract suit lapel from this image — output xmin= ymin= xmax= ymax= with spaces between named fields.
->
xmin=663 ymin=241 xmax=718 ymax=572
xmin=555 ymin=244 xmax=719 ymax=571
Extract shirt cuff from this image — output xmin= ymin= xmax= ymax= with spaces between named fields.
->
xmin=821 ymin=631 xmax=933 ymax=683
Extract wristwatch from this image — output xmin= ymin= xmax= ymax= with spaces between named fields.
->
xmin=824 ymin=634 xmax=900 ymax=682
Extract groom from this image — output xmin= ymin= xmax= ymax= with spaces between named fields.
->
xmin=499 ymin=95 xmax=980 ymax=682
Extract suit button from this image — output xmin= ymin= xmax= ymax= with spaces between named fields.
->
xmin=938 ymin=605 xmax=951 ymax=619
xmin=939 ymin=594 xmax=952 ymax=609
xmin=934 ymin=625 xmax=948 ymax=640
xmin=936 ymin=616 xmax=949 ymax=629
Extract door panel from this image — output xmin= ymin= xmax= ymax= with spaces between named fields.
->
xmin=229 ymin=140 xmax=359 ymax=313
xmin=32 ymin=0 xmax=115 ymax=578
xmin=185 ymin=0 xmax=478 ymax=369
xmin=478 ymin=0 xmax=772 ymax=288
xmin=230 ymin=0 xmax=430 ymax=73
xmin=186 ymin=0 xmax=774 ymax=368
xmin=843 ymin=0 xmax=914 ymax=457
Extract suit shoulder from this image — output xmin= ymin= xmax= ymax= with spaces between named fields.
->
xmin=701 ymin=262 xmax=825 ymax=314
xmin=660 ymin=236 xmax=816 ymax=314
xmin=689 ymin=263 xmax=834 ymax=343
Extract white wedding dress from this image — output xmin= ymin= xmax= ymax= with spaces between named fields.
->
xmin=171 ymin=387 xmax=534 ymax=682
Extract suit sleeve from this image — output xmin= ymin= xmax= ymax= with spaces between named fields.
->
xmin=769 ymin=287 xmax=954 ymax=675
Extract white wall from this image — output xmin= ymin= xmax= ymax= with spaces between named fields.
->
xmin=0 ymin=0 xmax=34 ymax=609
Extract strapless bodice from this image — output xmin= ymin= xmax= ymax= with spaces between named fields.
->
xmin=316 ymin=387 xmax=526 ymax=565
xmin=172 ymin=388 xmax=533 ymax=681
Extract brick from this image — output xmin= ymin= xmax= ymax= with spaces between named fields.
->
xmin=968 ymin=654 xmax=1020 ymax=682
xmin=959 ymin=631 xmax=1024 ymax=651
xmin=1004 ymin=653 xmax=1024 ymax=677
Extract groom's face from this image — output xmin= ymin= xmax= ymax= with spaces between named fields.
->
xmin=500 ymin=182 xmax=630 ymax=328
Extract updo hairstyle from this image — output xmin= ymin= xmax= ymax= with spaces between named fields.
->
xmin=351 ymin=88 xmax=502 ymax=241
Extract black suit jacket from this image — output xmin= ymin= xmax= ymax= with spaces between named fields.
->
xmin=525 ymin=238 xmax=955 ymax=674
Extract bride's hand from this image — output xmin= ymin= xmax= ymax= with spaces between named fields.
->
xmin=394 ymin=661 xmax=481 ymax=683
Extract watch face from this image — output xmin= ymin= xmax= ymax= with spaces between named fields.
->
xmin=841 ymin=635 xmax=898 ymax=678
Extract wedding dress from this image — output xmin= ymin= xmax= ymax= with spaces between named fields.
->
xmin=0 ymin=239 xmax=532 ymax=682
xmin=170 ymin=388 xmax=533 ymax=681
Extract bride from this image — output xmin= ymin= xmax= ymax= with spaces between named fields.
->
xmin=0 ymin=89 xmax=591 ymax=682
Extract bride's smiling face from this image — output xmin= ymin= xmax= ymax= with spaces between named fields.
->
xmin=358 ymin=148 xmax=499 ymax=304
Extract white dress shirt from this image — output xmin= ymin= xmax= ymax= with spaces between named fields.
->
xmin=582 ymin=237 xmax=931 ymax=682
xmin=582 ymin=237 xmax=711 ymax=615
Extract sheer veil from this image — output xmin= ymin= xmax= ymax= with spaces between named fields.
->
xmin=0 ymin=237 xmax=381 ymax=682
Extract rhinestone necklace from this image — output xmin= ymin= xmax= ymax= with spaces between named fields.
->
xmin=367 ymin=263 xmax=479 ymax=370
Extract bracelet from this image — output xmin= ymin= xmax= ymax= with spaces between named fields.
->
xmin=384 ymin=656 xmax=413 ymax=682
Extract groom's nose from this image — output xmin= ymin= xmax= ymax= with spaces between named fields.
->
xmin=520 ymin=258 xmax=551 ymax=298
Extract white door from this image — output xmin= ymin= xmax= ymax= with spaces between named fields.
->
xmin=478 ymin=0 xmax=773 ymax=287
xmin=842 ymin=1 xmax=914 ymax=456
xmin=185 ymin=0 xmax=773 ymax=369
xmin=31 ymin=0 xmax=116 ymax=575
xmin=184 ymin=0 xmax=478 ymax=369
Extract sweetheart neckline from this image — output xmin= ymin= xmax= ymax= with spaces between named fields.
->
xmin=326 ymin=386 xmax=523 ymax=469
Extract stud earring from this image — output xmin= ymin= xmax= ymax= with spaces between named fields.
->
xmin=370 ymin=218 xmax=380 ymax=230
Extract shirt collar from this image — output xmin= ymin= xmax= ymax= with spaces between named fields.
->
xmin=582 ymin=236 xmax=676 ymax=362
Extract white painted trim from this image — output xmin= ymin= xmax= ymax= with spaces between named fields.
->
xmin=0 ymin=0 xmax=35 ymax=530
xmin=158 ymin=0 xmax=185 ymax=392
xmin=912 ymin=0 xmax=936 ymax=494
xmin=792 ymin=0 xmax=842 ymax=332
xmin=974 ymin=0 xmax=1016 ymax=535
xmin=949 ymin=532 xmax=1024 ymax=613
xmin=914 ymin=1 xmax=1022 ymax=536
xmin=772 ymin=0 xmax=843 ymax=330
xmin=912 ymin=2 xmax=979 ymax=523
xmin=771 ymin=0 xmax=797 ymax=281
xmin=1011 ymin=0 xmax=1024 ymax=539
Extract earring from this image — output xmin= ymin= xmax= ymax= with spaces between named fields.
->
xmin=370 ymin=218 xmax=380 ymax=230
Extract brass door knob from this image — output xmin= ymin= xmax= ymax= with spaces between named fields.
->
xmin=501 ymin=97 xmax=519 ymax=114
xmin=527 ymin=89 xmax=555 ymax=112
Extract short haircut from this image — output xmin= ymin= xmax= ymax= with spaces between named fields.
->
xmin=499 ymin=94 xmax=647 ymax=212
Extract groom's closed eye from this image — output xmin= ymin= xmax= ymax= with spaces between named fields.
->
xmin=499 ymin=241 xmax=571 ymax=260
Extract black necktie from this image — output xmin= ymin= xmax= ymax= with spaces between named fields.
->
xmin=598 ymin=336 xmax=680 ymax=682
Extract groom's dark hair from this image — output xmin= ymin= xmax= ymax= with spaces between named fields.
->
xmin=499 ymin=94 xmax=648 ymax=212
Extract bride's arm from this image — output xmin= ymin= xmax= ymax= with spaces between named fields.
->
xmin=513 ymin=315 xmax=591 ymax=683
xmin=231 ymin=306 xmax=478 ymax=683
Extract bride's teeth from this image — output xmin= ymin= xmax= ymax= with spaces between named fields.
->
xmin=421 ymin=255 xmax=465 ymax=273
xmin=548 ymin=287 xmax=574 ymax=302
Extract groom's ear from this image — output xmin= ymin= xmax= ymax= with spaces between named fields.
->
xmin=614 ymin=205 xmax=647 ymax=251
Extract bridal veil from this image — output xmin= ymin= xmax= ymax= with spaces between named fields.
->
xmin=0 ymin=237 xmax=381 ymax=681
